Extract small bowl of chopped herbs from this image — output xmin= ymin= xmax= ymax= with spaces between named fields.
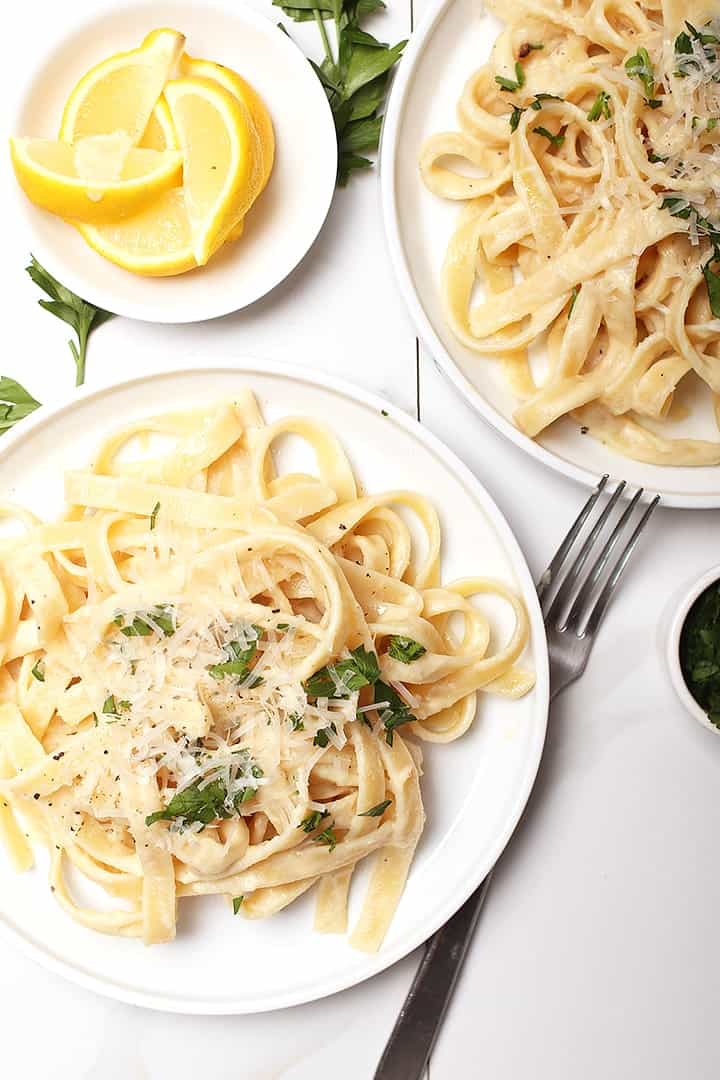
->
xmin=668 ymin=568 xmax=720 ymax=736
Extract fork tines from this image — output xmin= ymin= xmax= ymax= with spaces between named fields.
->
xmin=538 ymin=475 xmax=660 ymax=640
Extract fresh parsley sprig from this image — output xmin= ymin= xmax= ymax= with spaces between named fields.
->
xmin=274 ymin=0 xmax=406 ymax=185
xmin=26 ymin=256 xmax=114 ymax=386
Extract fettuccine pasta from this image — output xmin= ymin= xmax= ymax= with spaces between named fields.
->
xmin=421 ymin=0 xmax=720 ymax=465
xmin=0 ymin=393 xmax=534 ymax=948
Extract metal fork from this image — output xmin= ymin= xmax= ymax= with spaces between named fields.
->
xmin=374 ymin=477 xmax=660 ymax=1080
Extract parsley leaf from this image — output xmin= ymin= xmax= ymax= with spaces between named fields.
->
xmin=304 ymin=645 xmax=380 ymax=698
xmin=315 ymin=824 xmax=338 ymax=851
xmin=145 ymin=779 xmax=231 ymax=828
xmin=358 ymin=798 xmax=392 ymax=817
xmin=31 ymin=658 xmax=45 ymax=682
xmin=26 ymin=256 xmax=114 ymax=386
xmin=625 ymin=48 xmax=661 ymax=106
xmin=533 ymin=125 xmax=565 ymax=147
xmin=568 ymin=284 xmax=580 ymax=316
xmin=374 ymin=680 xmax=416 ymax=745
xmin=289 ymin=712 xmax=305 ymax=731
xmin=587 ymin=90 xmax=611 ymax=121
xmin=273 ymin=0 xmax=405 ymax=186
xmin=113 ymin=603 xmax=177 ymax=638
xmin=702 ymin=257 xmax=720 ymax=317
xmin=298 ymin=809 xmax=330 ymax=832
xmin=0 ymin=377 xmax=41 ymax=435
xmin=313 ymin=721 xmax=337 ymax=747
xmin=232 ymin=896 xmax=244 ymax=914
xmin=207 ymin=626 xmax=262 ymax=681
xmin=388 ymin=636 xmax=426 ymax=663
xmin=509 ymin=105 xmax=524 ymax=132
xmin=149 ymin=501 xmax=160 ymax=530
xmin=674 ymin=20 xmax=720 ymax=80
xmin=495 ymin=62 xmax=526 ymax=92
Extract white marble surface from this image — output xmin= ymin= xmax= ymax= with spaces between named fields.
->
xmin=3 ymin=0 xmax=720 ymax=1076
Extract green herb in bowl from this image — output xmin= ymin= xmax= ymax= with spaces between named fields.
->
xmin=679 ymin=580 xmax=720 ymax=729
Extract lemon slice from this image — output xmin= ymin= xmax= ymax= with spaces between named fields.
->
xmin=10 ymin=135 xmax=182 ymax=223
xmin=60 ymin=28 xmax=185 ymax=145
xmin=76 ymin=188 xmax=197 ymax=276
xmin=179 ymin=54 xmax=274 ymax=191
xmin=139 ymin=97 xmax=178 ymax=151
xmin=164 ymin=76 xmax=262 ymax=265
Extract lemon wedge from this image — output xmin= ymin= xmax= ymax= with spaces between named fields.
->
xmin=76 ymin=188 xmax=197 ymax=276
xmin=10 ymin=135 xmax=182 ymax=222
xmin=60 ymin=28 xmax=185 ymax=145
xmin=164 ymin=76 xmax=262 ymax=265
xmin=179 ymin=54 xmax=274 ymax=192
xmin=139 ymin=96 xmax=178 ymax=151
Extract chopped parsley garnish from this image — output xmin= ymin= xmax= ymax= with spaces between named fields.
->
xmin=533 ymin=125 xmax=565 ymax=147
xmin=388 ymin=636 xmax=426 ymax=663
xmin=289 ymin=712 xmax=305 ymax=731
xmin=625 ymin=47 xmax=661 ymax=106
xmin=647 ymin=150 xmax=668 ymax=163
xmin=149 ymin=501 xmax=160 ymax=530
xmin=113 ymin=603 xmax=176 ymax=638
xmin=232 ymin=896 xmax=244 ymax=914
xmin=679 ymin=580 xmax=720 ymax=727
xmin=314 ymin=824 xmax=338 ymax=852
xmin=207 ymin=625 xmax=262 ymax=681
xmin=568 ymin=284 xmax=580 ymax=316
xmin=495 ymin=62 xmax=526 ymax=92
xmin=31 ymin=658 xmax=45 ymax=682
xmin=530 ymin=92 xmax=562 ymax=109
xmin=313 ymin=722 xmax=337 ymax=748
xmin=374 ymin=680 xmax=416 ymax=745
xmin=304 ymin=645 xmax=380 ymax=698
xmin=510 ymin=105 xmax=524 ymax=132
xmin=587 ymin=90 xmax=611 ymax=121
xmin=518 ymin=42 xmax=544 ymax=57
xmin=298 ymin=809 xmax=330 ymax=833
xmin=702 ymin=258 xmax=720 ymax=318
xmin=674 ymin=21 xmax=720 ymax=80
xmin=145 ymin=761 xmax=262 ymax=829
xmin=358 ymin=799 xmax=392 ymax=817
xmin=661 ymin=195 xmax=720 ymax=316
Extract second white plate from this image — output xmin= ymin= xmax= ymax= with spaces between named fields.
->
xmin=0 ymin=363 xmax=548 ymax=1013
xmin=380 ymin=0 xmax=720 ymax=509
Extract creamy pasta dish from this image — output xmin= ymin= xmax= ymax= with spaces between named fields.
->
xmin=421 ymin=0 xmax=720 ymax=466
xmin=0 ymin=394 xmax=533 ymax=948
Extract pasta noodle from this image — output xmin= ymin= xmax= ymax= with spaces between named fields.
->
xmin=421 ymin=0 xmax=720 ymax=465
xmin=0 ymin=393 xmax=534 ymax=948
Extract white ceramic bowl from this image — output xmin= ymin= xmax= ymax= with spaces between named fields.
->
xmin=666 ymin=565 xmax=720 ymax=736
xmin=9 ymin=0 xmax=338 ymax=323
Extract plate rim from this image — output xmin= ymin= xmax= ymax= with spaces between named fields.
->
xmin=379 ymin=0 xmax=720 ymax=511
xmin=9 ymin=0 xmax=338 ymax=325
xmin=0 ymin=361 xmax=549 ymax=1013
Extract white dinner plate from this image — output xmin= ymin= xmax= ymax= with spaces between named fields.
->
xmin=380 ymin=0 xmax=720 ymax=509
xmin=9 ymin=0 xmax=337 ymax=323
xmin=0 ymin=364 xmax=548 ymax=1013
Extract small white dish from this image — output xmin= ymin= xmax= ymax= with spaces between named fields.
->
xmin=380 ymin=0 xmax=720 ymax=509
xmin=666 ymin=566 xmax=720 ymax=736
xmin=9 ymin=0 xmax=337 ymax=323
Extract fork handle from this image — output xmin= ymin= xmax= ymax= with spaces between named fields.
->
xmin=373 ymin=872 xmax=493 ymax=1080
